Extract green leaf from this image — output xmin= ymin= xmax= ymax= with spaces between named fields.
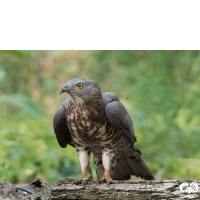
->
xmin=0 ymin=94 xmax=43 ymax=118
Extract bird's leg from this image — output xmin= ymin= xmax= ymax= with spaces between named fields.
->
xmin=98 ymin=149 xmax=117 ymax=184
xmin=72 ymin=148 xmax=92 ymax=185
xmin=81 ymin=169 xmax=87 ymax=180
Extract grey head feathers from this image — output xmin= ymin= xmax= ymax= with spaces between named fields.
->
xmin=60 ymin=78 xmax=103 ymax=108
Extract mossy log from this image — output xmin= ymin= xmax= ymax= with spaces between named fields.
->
xmin=0 ymin=179 xmax=200 ymax=200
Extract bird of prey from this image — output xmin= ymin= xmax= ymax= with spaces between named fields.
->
xmin=53 ymin=78 xmax=154 ymax=184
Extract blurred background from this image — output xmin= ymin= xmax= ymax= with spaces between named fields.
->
xmin=0 ymin=50 xmax=200 ymax=184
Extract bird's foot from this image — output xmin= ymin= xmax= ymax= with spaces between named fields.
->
xmin=97 ymin=170 xmax=117 ymax=186
xmin=71 ymin=171 xmax=93 ymax=185
xmin=72 ymin=176 xmax=93 ymax=185
xmin=97 ymin=177 xmax=117 ymax=185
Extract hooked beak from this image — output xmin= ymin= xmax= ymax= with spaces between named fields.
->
xmin=60 ymin=84 xmax=70 ymax=95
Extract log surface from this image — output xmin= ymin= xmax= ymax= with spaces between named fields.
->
xmin=1 ymin=179 xmax=200 ymax=200
xmin=53 ymin=179 xmax=200 ymax=200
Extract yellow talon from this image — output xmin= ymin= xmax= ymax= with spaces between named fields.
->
xmin=100 ymin=169 xmax=117 ymax=184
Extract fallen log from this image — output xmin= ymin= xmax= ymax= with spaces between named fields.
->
xmin=0 ymin=179 xmax=200 ymax=200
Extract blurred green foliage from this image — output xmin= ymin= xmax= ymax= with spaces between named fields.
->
xmin=0 ymin=50 xmax=200 ymax=183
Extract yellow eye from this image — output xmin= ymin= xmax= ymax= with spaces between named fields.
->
xmin=77 ymin=83 xmax=83 ymax=89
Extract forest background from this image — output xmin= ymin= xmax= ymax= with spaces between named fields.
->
xmin=0 ymin=50 xmax=199 ymax=184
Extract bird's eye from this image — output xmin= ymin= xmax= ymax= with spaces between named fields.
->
xmin=77 ymin=83 xmax=83 ymax=89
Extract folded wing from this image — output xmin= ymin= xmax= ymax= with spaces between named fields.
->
xmin=53 ymin=98 xmax=74 ymax=148
xmin=103 ymin=92 xmax=136 ymax=144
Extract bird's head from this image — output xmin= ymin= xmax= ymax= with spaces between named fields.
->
xmin=60 ymin=78 xmax=102 ymax=104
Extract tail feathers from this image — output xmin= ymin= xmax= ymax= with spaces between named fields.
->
xmin=125 ymin=157 xmax=154 ymax=180
xmin=111 ymin=149 xmax=154 ymax=180
xmin=111 ymin=159 xmax=131 ymax=180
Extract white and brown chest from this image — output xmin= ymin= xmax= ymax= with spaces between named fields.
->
xmin=67 ymin=102 xmax=109 ymax=146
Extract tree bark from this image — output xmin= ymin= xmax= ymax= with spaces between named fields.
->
xmin=0 ymin=179 xmax=200 ymax=200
